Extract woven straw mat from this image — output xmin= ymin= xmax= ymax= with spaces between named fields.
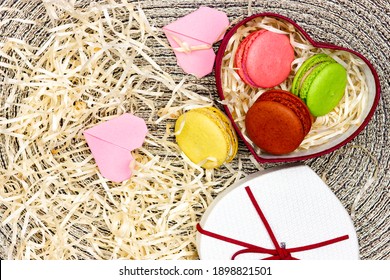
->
xmin=0 ymin=0 xmax=389 ymax=260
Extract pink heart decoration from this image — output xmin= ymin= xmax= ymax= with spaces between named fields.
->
xmin=215 ymin=13 xmax=381 ymax=163
xmin=163 ymin=6 xmax=229 ymax=78
xmin=83 ymin=113 xmax=148 ymax=182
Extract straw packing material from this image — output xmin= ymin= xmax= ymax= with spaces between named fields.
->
xmin=0 ymin=0 xmax=245 ymax=259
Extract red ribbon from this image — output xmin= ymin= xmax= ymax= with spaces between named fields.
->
xmin=197 ymin=186 xmax=349 ymax=260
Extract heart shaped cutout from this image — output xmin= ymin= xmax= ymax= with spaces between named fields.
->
xmin=84 ymin=113 xmax=148 ymax=182
xmin=215 ymin=13 xmax=381 ymax=163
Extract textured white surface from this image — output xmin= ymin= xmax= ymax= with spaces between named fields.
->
xmin=197 ymin=164 xmax=360 ymax=260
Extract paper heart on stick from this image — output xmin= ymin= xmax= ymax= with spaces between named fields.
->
xmin=163 ymin=6 xmax=229 ymax=78
xmin=83 ymin=113 xmax=148 ymax=182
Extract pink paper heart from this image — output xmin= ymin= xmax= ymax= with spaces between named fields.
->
xmin=163 ymin=6 xmax=229 ymax=78
xmin=83 ymin=113 xmax=148 ymax=182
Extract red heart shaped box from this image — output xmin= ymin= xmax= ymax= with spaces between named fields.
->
xmin=215 ymin=13 xmax=381 ymax=163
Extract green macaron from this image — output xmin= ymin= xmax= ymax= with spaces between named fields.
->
xmin=291 ymin=53 xmax=347 ymax=116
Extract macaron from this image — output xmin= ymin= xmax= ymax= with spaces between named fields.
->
xmin=291 ymin=53 xmax=347 ymax=116
xmin=234 ymin=30 xmax=294 ymax=88
xmin=175 ymin=107 xmax=238 ymax=169
xmin=245 ymin=90 xmax=312 ymax=155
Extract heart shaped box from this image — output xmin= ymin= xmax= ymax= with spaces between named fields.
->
xmin=215 ymin=13 xmax=381 ymax=163
xmin=196 ymin=164 xmax=360 ymax=260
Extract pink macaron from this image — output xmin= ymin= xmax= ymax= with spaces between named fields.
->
xmin=234 ymin=30 xmax=294 ymax=88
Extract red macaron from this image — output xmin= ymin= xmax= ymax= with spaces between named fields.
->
xmin=234 ymin=30 xmax=294 ymax=88
xmin=245 ymin=90 xmax=313 ymax=155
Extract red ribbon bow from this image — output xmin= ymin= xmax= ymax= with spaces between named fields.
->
xmin=197 ymin=186 xmax=349 ymax=260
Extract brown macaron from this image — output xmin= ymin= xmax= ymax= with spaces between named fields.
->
xmin=245 ymin=90 xmax=313 ymax=155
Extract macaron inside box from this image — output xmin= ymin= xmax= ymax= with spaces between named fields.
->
xmin=234 ymin=30 xmax=294 ymax=88
xmin=215 ymin=13 xmax=380 ymax=162
xmin=245 ymin=90 xmax=312 ymax=155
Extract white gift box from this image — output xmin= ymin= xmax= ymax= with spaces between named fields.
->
xmin=197 ymin=164 xmax=359 ymax=260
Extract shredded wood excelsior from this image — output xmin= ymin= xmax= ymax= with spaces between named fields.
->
xmin=220 ymin=16 xmax=369 ymax=153
xmin=0 ymin=0 xmax=248 ymax=260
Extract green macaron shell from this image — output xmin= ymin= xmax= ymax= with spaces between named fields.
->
xmin=298 ymin=60 xmax=334 ymax=102
xmin=291 ymin=53 xmax=335 ymax=97
xmin=291 ymin=53 xmax=348 ymax=116
xmin=305 ymin=63 xmax=347 ymax=116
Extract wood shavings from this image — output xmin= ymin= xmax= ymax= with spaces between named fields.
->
xmin=221 ymin=16 xmax=369 ymax=153
xmin=0 ymin=0 xmax=244 ymax=259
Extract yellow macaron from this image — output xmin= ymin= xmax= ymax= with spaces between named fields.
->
xmin=175 ymin=107 xmax=238 ymax=169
